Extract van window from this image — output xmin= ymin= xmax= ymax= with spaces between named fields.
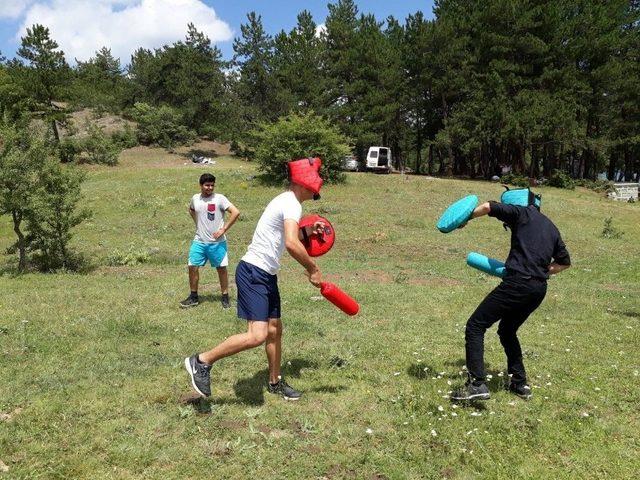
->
xmin=369 ymin=151 xmax=378 ymax=158
xmin=380 ymin=148 xmax=388 ymax=156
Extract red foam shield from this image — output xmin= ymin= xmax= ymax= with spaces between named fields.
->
xmin=288 ymin=157 xmax=323 ymax=196
xmin=299 ymin=214 xmax=335 ymax=257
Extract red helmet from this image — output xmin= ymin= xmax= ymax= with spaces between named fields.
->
xmin=299 ymin=214 xmax=335 ymax=257
xmin=288 ymin=157 xmax=323 ymax=199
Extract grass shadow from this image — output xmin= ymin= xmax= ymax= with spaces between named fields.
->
xmin=406 ymin=363 xmax=438 ymax=380
xmin=233 ymin=358 xmax=318 ymax=406
xmin=181 ymin=147 xmax=220 ymax=160
xmin=610 ymin=310 xmax=640 ymax=319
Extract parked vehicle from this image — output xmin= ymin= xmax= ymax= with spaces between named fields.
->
xmin=366 ymin=146 xmax=392 ymax=173
xmin=341 ymin=155 xmax=360 ymax=172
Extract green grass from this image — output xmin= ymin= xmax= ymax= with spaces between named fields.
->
xmin=1 ymin=145 xmax=639 ymax=479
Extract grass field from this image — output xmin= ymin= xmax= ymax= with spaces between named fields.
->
xmin=1 ymin=144 xmax=639 ymax=479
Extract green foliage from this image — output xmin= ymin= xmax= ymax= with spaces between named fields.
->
xmin=77 ymin=123 xmax=121 ymax=165
xmin=548 ymin=169 xmax=576 ymax=190
xmin=0 ymin=122 xmax=42 ymax=270
xmin=110 ymin=124 xmax=138 ymax=149
xmin=251 ymin=111 xmax=351 ymax=183
xmin=500 ymin=173 xmax=530 ymax=188
xmin=130 ymin=102 xmax=195 ymax=149
xmin=601 ymin=217 xmax=624 ymax=239
xmin=575 ymin=179 xmax=615 ymax=194
xmin=25 ymin=159 xmax=92 ymax=271
xmin=106 ymin=247 xmax=151 ymax=266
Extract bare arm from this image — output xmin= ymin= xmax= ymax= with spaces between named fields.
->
xmin=189 ymin=207 xmax=196 ymax=225
xmin=471 ymin=202 xmax=492 ymax=219
xmin=548 ymin=263 xmax=570 ymax=275
xmin=213 ymin=205 xmax=240 ymax=240
xmin=284 ymin=219 xmax=322 ymax=287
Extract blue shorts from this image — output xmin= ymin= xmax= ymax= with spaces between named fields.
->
xmin=235 ymin=260 xmax=280 ymax=321
xmin=188 ymin=240 xmax=229 ymax=268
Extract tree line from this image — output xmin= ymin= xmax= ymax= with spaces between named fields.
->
xmin=1 ymin=0 xmax=639 ymax=182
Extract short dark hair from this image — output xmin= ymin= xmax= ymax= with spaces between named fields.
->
xmin=199 ymin=173 xmax=216 ymax=185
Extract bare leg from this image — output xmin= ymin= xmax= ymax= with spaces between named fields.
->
xmin=216 ymin=266 xmax=228 ymax=295
xmin=188 ymin=266 xmax=199 ymax=293
xmin=199 ymin=321 xmax=268 ymax=365
xmin=265 ymin=318 xmax=282 ymax=383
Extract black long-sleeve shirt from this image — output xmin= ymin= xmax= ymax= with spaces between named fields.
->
xmin=488 ymin=202 xmax=571 ymax=280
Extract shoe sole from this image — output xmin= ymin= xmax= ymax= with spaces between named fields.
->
xmin=451 ymin=393 xmax=490 ymax=401
xmin=184 ymin=357 xmax=208 ymax=397
xmin=180 ymin=302 xmax=199 ymax=309
xmin=283 ymin=396 xmax=301 ymax=401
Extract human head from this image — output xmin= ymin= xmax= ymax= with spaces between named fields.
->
xmin=199 ymin=173 xmax=215 ymax=196
xmin=287 ymin=157 xmax=323 ymax=200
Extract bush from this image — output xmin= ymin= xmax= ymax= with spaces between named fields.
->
xmin=106 ymin=247 xmax=152 ymax=266
xmin=58 ymin=137 xmax=82 ymax=163
xmin=575 ymin=178 xmax=615 ymax=194
xmin=548 ymin=169 xmax=576 ymax=189
xmin=131 ymin=102 xmax=196 ymax=149
xmin=250 ymin=112 xmax=351 ymax=184
xmin=25 ymin=158 xmax=92 ymax=271
xmin=500 ymin=173 xmax=530 ymax=188
xmin=110 ymin=123 xmax=138 ymax=149
xmin=77 ymin=123 xmax=121 ymax=165
xmin=601 ymin=217 xmax=624 ymax=239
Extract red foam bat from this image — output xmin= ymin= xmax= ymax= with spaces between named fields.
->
xmin=320 ymin=282 xmax=360 ymax=316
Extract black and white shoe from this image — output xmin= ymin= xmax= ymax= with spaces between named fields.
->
xmin=221 ymin=294 xmax=231 ymax=309
xmin=451 ymin=382 xmax=490 ymax=401
xmin=180 ymin=296 xmax=199 ymax=308
xmin=267 ymin=377 xmax=302 ymax=401
xmin=184 ymin=354 xmax=212 ymax=397
xmin=508 ymin=382 xmax=532 ymax=400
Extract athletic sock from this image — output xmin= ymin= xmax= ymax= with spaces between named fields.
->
xmin=190 ymin=291 xmax=198 ymax=299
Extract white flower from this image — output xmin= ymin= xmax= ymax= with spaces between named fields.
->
xmin=451 ymin=412 xmax=458 ymax=417
xmin=470 ymin=412 xmax=482 ymax=417
xmin=366 ymin=428 xmax=373 ymax=434
xmin=431 ymin=429 xmax=437 ymax=437
xmin=437 ymin=406 xmax=444 ymax=412
xmin=581 ymin=412 xmax=589 ymax=418
xmin=393 ymin=372 xmax=401 ymax=376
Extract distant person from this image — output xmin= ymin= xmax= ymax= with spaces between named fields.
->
xmin=180 ymin=173 xmax=240 ymax=309
xmin=184 ymin=158 xmax=325 ymax=401
xmin=452 ymin=194 xmax=571 ymax=401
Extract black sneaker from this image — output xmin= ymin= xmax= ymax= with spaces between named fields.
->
xmin=180 ymin=296 xmax=199 ymax=308
xmin=184 ymin=354 xmax=211 ymax=397
xmin=508 ymin=382 xmax=532 ymax=400
xmin=451 ymin=382 xmax=490 ymax=401
xmin=221 ymin=294 xmax=230 ymax=309
xmin=267 ymin=377 xmax=302 ymax=401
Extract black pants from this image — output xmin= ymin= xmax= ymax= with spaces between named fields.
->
xmin=465 ymin=277 xmax=547 ymax=386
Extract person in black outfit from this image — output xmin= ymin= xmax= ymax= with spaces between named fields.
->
xmin=451 ymin=198 xmax=571 ymax=401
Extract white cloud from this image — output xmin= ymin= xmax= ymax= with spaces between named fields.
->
xmin=15 ymin=0 xmax=233 ymax=63
xmin=315 ymin=23 xmax=326 ymax=38
xmin=0 ymin=1 xmax=35 ymax=19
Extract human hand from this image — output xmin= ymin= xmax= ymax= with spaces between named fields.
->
xmin=213 ymin=228 xmax=226 ymax=240
xmin=312 ymin=220 xmax=326 ymax=236
xmin=306 ymin=268 xmax=322 ymax=288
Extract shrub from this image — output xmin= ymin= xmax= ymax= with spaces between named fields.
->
xmin=601 ymin=217 xmax=624 ymax=239
xmin=131 ymin=102 xmax=196 ymax=149
xmin=106 ymin=247 xmax=152 ymax=266
xmin=110 ymin=123 xmax=138 ymax=149
xmin=575 ymin=178 xmax=615 ymax=194
xmin=78 ymin=123 xmax=121 ymax=165
xmin=500 ymin=173 xmax=530 ymax=188
xmin=250 ymin=111 xmax=351 ymax=184
xmin=548 ymin=169 xmax=576 ymax=189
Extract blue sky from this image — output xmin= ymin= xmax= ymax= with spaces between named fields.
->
xmin=0 ymin=1 xmax=435 ymax=65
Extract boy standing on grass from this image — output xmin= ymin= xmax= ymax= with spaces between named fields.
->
xmin=185 ymin=158 xmax=325 ymax=401
xmin=180 ymin=173 xmax=240 ymax=309
xmin=452 ymin=196 xmax=571 ymax=401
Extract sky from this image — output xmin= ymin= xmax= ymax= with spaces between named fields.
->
xmin=0 ymin=0 xmax=435 ymax=65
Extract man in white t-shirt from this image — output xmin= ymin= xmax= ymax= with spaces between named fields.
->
xmin=185 ymin=158 xmax=325 ymax=400
xmin=180 ymin=173 xmax=240 ymax=309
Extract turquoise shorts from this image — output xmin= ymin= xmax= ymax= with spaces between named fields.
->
xmin=188 ymin=240 xmax=229 ymax=268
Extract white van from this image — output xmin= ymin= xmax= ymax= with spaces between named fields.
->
xmin=366 ymin=146 xmax=392 ymax=173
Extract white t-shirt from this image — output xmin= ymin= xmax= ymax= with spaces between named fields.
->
xmin=242 ymin=191 xmax=302 ymax=274
xmin=189 ymin=193 xmax=233 ymax=244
